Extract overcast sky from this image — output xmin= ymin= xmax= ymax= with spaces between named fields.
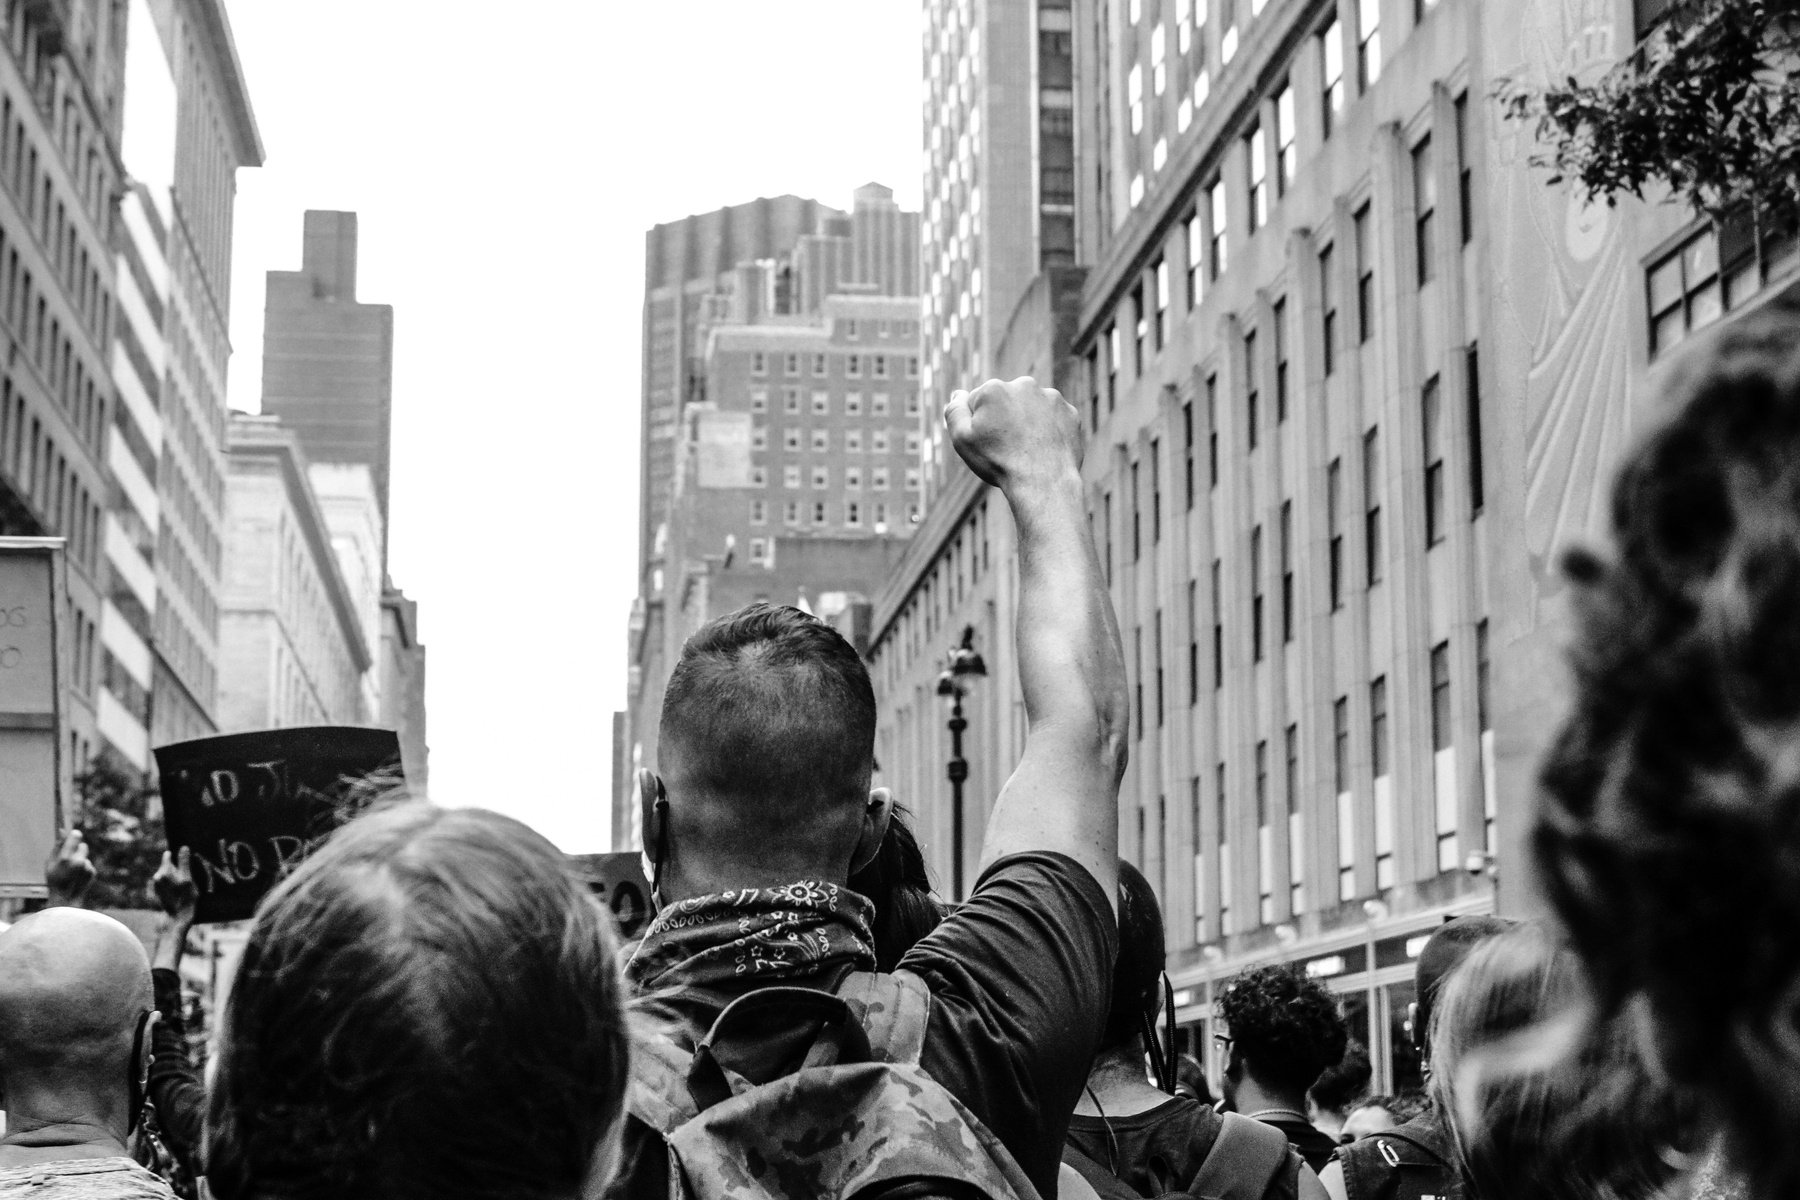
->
xmin=221 ymin=1 xmax=923 ymax=851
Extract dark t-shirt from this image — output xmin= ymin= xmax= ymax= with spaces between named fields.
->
xmin=1064 ymin=1098 xmax=1304 ymax=1200
xmin=612 ymin=852 xmax=1117 ymax=1199
xmin=1265 ymin=1118 xmax=1339 ymax=1175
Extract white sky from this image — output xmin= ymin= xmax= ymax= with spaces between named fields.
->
xmin=222 ymin=1 xmax=923 ymax=851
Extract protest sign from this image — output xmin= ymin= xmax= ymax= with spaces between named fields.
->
xmin=0 ymin=538 xmax=68 ymax=897
xmin=567 ymin=851 xmax=653 ymax=940
xmin=156 ymin=726 xmax=403 ymax=923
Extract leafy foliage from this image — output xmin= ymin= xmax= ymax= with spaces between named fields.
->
xmin=73 ymin=755 xmax=164 ymax=909
xmin=1497 ymin=0 xmax=1800 ymax=222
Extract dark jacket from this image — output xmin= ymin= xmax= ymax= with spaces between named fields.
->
xmin=147 ymin=968 xmax=206 ymax=1180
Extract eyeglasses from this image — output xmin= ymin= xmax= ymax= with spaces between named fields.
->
xmin=1212 ymin=1033 xmax=1234 ymax=1050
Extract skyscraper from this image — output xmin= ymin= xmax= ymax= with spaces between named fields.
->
xmin=261 ymin=211 xmax=396 ymax=543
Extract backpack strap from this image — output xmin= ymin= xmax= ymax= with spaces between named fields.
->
xmin=1061 ymin=1141 xmax=1148 ymax=1200
xmin=1189 ymin=1114 xmax=1291 ymax=1200
xmin=836 ymin=968 xmax=932 ymax=1066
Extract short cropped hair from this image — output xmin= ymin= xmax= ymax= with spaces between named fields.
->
xmin=205 ymin=803 xmax=629 ymax=1200
xmin=1102 ymin=861 xmax=1166 ymax=1051
xmin=660 ymin=602 xmax=877 ymax=815
xmin=1535 ymin=296 xmax=1800 ymax=1195
xmin=1218 ymin=964 xmax=1348 ymax=1096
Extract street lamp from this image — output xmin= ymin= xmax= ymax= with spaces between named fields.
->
xmin=936 ymin=625 xmax=988 ymax=901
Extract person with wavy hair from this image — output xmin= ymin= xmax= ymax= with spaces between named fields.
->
xmin=1427 ymin=923 xmax=1689 ymax=1200
xmin=1535 ymin=294 xmax=1800 ymax=1195
xmin=204 ymin=803 xmax=631 ymax=1200
xmin=1216 ymin=964 xmax=1348 ymax=1173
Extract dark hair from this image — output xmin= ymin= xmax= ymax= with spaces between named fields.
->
xmin=1217 ymin=964 xmax=1348 ymax=1096
xmin=660 ymin=603 xmax=876 ymax=816
xmin=1308 ymin=1040 xmax=1372 ymax=1115
xmin=205 ymin=804 xmax=629 ymax=1200
xmin=1349 ymin=1092 xmax=1428 ymax=1126
xmin=1102 ymin=861 xmax=1166 ymax=1051
xmin=1534 ymin=295 xmax=1800 ymax=1196
xmin=847 ymin=804 xmax=945 ymax=972
xmin=1175 ymin=1054 xmax=1214 ymax=1106
xmin=1429 ymin=924 xmax=1689 ymax=1200
xmin=1415 ymin=915 xmax=1515 ymax=1055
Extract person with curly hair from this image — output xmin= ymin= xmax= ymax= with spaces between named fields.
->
xmin=1534 ymin=294 xmax=1800 ymax=1197
xmin=1306 ymin=1041 xmax=1372 ymax=1142
xmin=1217 ymin=964 xmax=1348 ymax=1172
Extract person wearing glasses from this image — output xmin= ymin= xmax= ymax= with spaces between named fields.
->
xmin=1215 ymin=965 xmax=1348 ymax=1174
xmin=0 ymin=906 xmax=174 ymax=1198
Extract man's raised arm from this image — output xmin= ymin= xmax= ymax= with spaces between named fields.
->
xmin=945 ymin=377 xmax=1128 ymax=910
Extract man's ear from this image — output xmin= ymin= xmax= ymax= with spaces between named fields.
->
xmin=849 ymin=787 xmax=894 ymax=875
xmin=637 ymin=769 xmax=667 ymax=859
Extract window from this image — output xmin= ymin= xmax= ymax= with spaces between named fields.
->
xmin=785 ymin=352 xmax=800 ymax=376
xmin=1273 ymin=297 xmax=1289 ymax=422
xmin=1129 ymin=62 xmax=1144 ymax=133
xmin=873 ymin=429 xmax=890 ymax=454
xmin=1320 ymin=243 xmax=1337 ymax=376
xmin=874 ymin=355 xmax=890 ymax=379
xmin=906 ymin=356 xmax=919 ymax=378
xmin=1184 ymin=401 xmax=1196 ymax=509
xmin=1333 ymin=697 xmax=1350 ymax=793
xmin=1188 ymin=578 xmax=1200 ymax=704
xmin=812 ymin=429 xmax=830 ymax=452
xmin=1364 ymin=427 xmax=1383 ymax=585
xmin=873 ymin=467 xmax=890 ymax=490
xmin=1155 ymin=609 xmax=1165 ymax=726
xmin=784 ymin=428 xmax=802 ymax=451
xmin=846 ymin=467 xmax=862 ymax=490
xmin=846 ymin=501 xmax=862 ymax=527
xmin=1275 ymin=83 xmax=1296 ymax=194
xmin=1371 ymin=676 xmax=1389 ymax=777
xmin=812 ymin=352 xmax=827 ymax=376
xmin=1423 ymin=375 xmax=1445 ymax=547
xmin=906 ymin=392 xmax=921 ymax=414
xmin=1335 ymin=695 xmax=1354 ymax=899
xmin=1355 ymin=204 xmax=1374 ymax=343
xmin=1212 ymin=558 xmax=1224 ymax=689
xmin=752 ymin=351 xmax=768 ymax=376
xmin=1477 ymin=618 xmax=1493 ymax=847
xmin=1286 ymin=723 xmax=1302 ymax=910
xmin=1151 ymin=22 xmax=1167 ymax=95
xmin=872 ymin=392 xmax=890 ymax=416
xmin=1207 ymin=374 xmax=1220 ymax=487
xmin=1414 ymin=135 xmax=1436 ymax=285
xmin=1135 ymin=284 xmax=1149 ymax=374
xmin=751 ymin=465 xmax=768 ymax=487
xmin=784 ymin=500 xmax=801 ymax=525
xmin=750 ymin=499 xmax=767 ymax=524
xmin=1104 ymin=493 xmax=1114 ymax=584
xmin=1217 ymin=760 xmax=1231 ymax=932
xmin=847 ymin=354 xmax=862 ymax=378
xmin=813 ymin=501 xmax=829 ymax=524
xmin=751 ymin=387 xmax=769 ymax=413
xmin=1151 ymin=441 xmax=1163 ymax=543
xmin=1415 ymin=0 xmax=1439 ymax=22
xmin=905 ymin=431 xmax=922 ymax=455
xmin=1280 ymin=500 xmax=1295 ymax=643
xmin=1246 ymin=124 xmax=1268 ymax=232
xmin=1256 ymin=737 xmax=1271 ymax=923
xmin=1328 ymin=458 xmax=1345 ymax=610
xmin=1088 ymin=348 xmax=1102 ymax=431
xmin=1134 ymin=627 xmax=1145 ymax=738
xmin=752 ymin=425 xmax=768 ymax=450
xmin=905 ymin=467 xmax=922 ymax=490
xmin=1455 ymin=93 xmax=1473 ymax=244
xmin=1648 ymin=226 xmax=1734 ymax=354
xmin=784 ymin=387 xmax=802 ymax=414
xmin=1107 ymin=325 xmax=1121 ymax=410
xmin=845 ymin=430 xmax=863 ymax=453
xmin=1251 ymin=525 xmax=1265 ymax=662
xmin=1357 ymin=0 xmax=1381 ymax=90
xmin=844 ymin=318 xmax=859 ymax=339
xmin=1209 ymin=179 xmax=1229 ymax=277
xmin=1187 ymin=211 xmax=1205 ymax=309
xmin=1466 ymin=344 xmax=1485 ymax=515
xmin=1320 ymin=16 xmax=1345 ymax=137
xmin=1221 ymin=0 xmax=1239 ymax=61
xmin=1245 ymin=328 xmax=1259 ymax=450
xmin=812 ymin=391 xmax=829 ymax=415
xmin=1154 ymin=259 xmax=1170 ymax=349
xmin=846 ymin=392 xmax=863 ymax=416
xmin=1431 ymin=641 xmax=1456 ymax=869
xmin=875 ymin=502 xmax=890 ymax=528
xmin=1132 ymin=462 xmax=1142 ymax=562
xmin=813 ymin=466 xmax=830 ymax=489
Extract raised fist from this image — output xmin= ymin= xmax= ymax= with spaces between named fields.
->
xmin=45 ymin=829 xmax=96 ymax=906
xmin=943 ymin=376 xmax=1082 ymax=493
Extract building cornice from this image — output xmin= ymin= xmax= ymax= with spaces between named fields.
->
xmin=183 ymin=0 xmax=264 ymax=166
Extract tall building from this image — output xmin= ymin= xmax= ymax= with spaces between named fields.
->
xmin=919 ymin=0 xmax=1076 ymax=503
xmin=217 ymin=414 xmax=371 ymax=730
xmin=623 ymin=189 xmax=923 ymax=848
xmin=0 ymin=2 xmax=129 ymax=772
xmin=261 ymin=210 xmax=395 ymax=542
xmin=871 ymin=0 xmax=1800 ymax=1099
xmin=110 ymin=0 xmax=262 ymax=763
xmin=379 ymin=583 xmax=427 ymax=792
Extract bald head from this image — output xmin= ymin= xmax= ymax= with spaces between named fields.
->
xmin=0 ymin=908 xmax=151 ymax=1119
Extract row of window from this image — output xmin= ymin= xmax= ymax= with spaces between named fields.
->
xmin=834 ymin=317 xmax=917 ymax=340
xmin=758 ymin=465 xmax=923 ymax=492
xmin=1 ymin=90 xmax=111 ymax=346
xmin=749 ymin=387 xmax=920 ymax=419
xmin=746 ymin=499 xmax=919 ymax=538
xmin=756 ymin=427 xmax=920 ymax=456
xmin=1646 ymin=212 xmax=1798 ymax=355
xmin=0 ymin=376 xmax=101 ymax=575
xmin=751 ymin=351 xmax=921 ymax=380
xmin=883 ymin=500 xmax=992 ymax=681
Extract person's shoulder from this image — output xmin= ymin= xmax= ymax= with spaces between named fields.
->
xmin=0 ymin=1157 xmax=176 ymax=1198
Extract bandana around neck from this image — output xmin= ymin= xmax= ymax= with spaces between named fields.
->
xmin=626 ymin=880 xmax=877 ymax=996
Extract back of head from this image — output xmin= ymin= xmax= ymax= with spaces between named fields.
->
xmin=659 ymin=603 xmax=877 ymax=881
xmin=847 ymin=804 xmax=944 ymax=972
xmin=1308 ymin=1040 xmax=1372 ymax=1116
xmin=0 ymin=908 xmax=150 ymax=1122
xmin=1414 ymin=915 xmax=1515 ymax=1054
xmin=1535 ymin=295 xmax=1800 ymax=1193
xmin=1101 ymin=861 xmax=1165 ymax=1052
xmin=1428 ymin=923 xmax=1689 ymax=1200
xmin=205 ymin=803 xmax=628 ymax=1200
xmin=1217 ymin=964 xmax=1347 ymax=1096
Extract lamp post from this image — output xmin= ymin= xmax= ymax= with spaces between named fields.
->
xmin=936 ymin=625 xmax=987 ymax=901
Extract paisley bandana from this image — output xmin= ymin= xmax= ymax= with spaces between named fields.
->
xmin=626 ymin=880 xmax=877 ymax=995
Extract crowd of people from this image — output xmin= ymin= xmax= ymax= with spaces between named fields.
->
xmin=4 ymin=299 xmax=1797 ymax=1199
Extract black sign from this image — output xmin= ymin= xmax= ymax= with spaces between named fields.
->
xmin=567 ymin=851 xmax=653 ymax=941
xmin=157 ymin=727 xmax=404 ymax=923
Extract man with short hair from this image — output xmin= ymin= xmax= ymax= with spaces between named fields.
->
xmin=0 ymin=907 xmax=173 ymax=1198
xmin=614 ymin=376 xmax=1129 ymax=1199
xmin=1217 ymin=965 xmax=1349 ymax=1173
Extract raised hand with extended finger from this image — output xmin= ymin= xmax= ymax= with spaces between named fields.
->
xmin=44 ymin=827 xmax=96 ymax=907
